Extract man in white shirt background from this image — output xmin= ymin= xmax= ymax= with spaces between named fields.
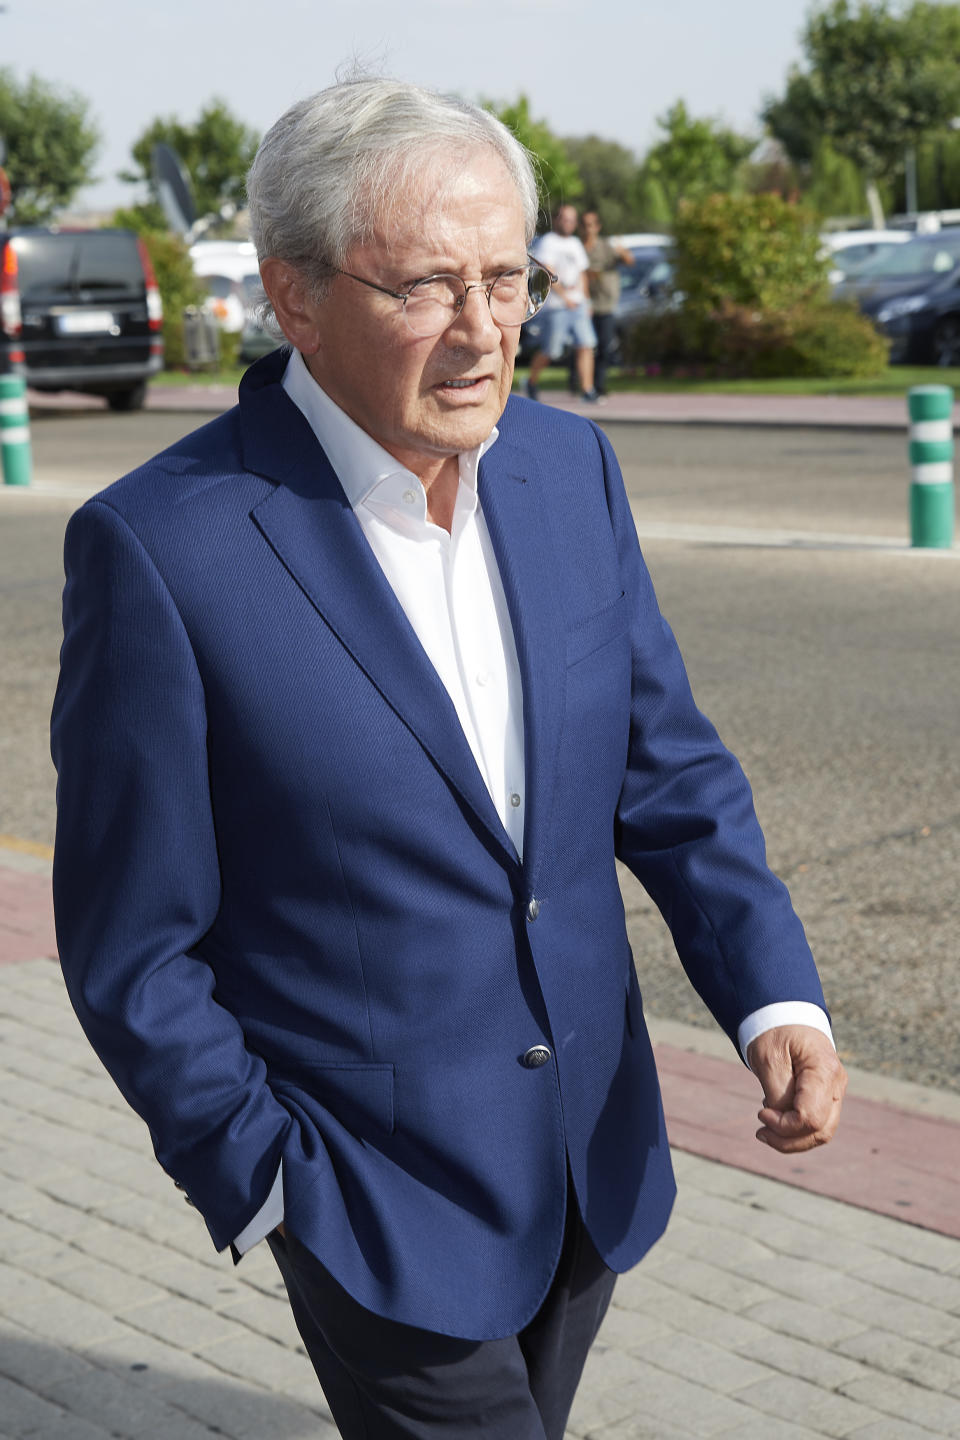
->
xmin=52 ymin=77 xmax=846 ymax=1440
xmin=526 ymin=203 xmax=600 ymax=403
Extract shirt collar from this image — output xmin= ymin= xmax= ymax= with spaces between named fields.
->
xmin=281 ymin=348 xmax=499 ymax=514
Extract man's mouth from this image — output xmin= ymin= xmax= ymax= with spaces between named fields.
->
xmin=438 ymin=376 xmax=491 ymax=390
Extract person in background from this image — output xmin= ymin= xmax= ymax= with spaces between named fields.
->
xmin=575 ymin=210 xmax=634 ymax=397
xmin=525 ymin=203 xmax=598 ymax=403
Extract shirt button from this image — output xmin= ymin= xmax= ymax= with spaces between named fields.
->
xmin=510 ymin=792 xmax=522 ymax=808
xmin=527 ymin=898 xmax=540 ymax=921
xmin=402 ymin=488 xmax=417 ymax=505
xmin=475 ymin=671 xmax=489 ymax=687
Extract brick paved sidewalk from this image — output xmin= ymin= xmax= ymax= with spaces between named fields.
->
xmin=3 ymin=858 xmax=960 ymax=1437
xmin=26 ymin=379 xmax=936 ymax=431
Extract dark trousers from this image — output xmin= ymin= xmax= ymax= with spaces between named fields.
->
xmin=267 ymin=1190 xmax=616 ymax=1439
xmin=591 ymin=313 xmax=617 ymax=395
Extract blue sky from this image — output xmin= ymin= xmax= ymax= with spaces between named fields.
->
xmin=2 ymin=0 xmax=812 ymax=212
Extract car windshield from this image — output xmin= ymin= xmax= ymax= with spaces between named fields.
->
xmin=619 ymin=250 xmax=671 ymax=294
xmin=855 ymin=235 xmax=960 ymax=279
xmin=831 ymin=242 xmax=904 ymax=274
xmin=202 ymin=274 xmax=235 ymax=299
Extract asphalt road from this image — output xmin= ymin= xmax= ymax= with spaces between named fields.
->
xmin=2 ymin=411 xmax=958 ymax=1091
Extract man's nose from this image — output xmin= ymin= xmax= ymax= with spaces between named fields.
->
xmin=444 ymin=287 xmax=501 ymax=350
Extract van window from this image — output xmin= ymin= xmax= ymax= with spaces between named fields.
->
xmin=74 ymin=234 xmax=146 ymax=293
xmin=12 ymin=232 xmax=146 ymax=299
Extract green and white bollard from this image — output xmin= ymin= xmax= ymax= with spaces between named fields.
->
xmin=907 ymin=385 xmax=954 ymax=549
xmin=0 ymin=373 xmax=31 ymax=487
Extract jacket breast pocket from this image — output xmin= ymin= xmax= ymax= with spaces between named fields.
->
xmin=273 ymin=1060 xmax=396 ymax=1137
xmin=566 ymin=591 xmax=628 ymax=668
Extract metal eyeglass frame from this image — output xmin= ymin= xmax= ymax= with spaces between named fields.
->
xmin=327 ymin=255 xmax=559 ymax=335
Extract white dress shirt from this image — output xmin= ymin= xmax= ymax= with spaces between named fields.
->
xmin=232 ymin=351 xmax=833 ymax=1253
xmin=282 ymin=349 xmax=527 ymax=858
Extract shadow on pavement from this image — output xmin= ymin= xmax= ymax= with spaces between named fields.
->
xmin=0 ymin=1329 xmax=335 ymax=1440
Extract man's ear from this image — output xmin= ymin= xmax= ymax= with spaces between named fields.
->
xmin=259 ymin=259 xmax=322 ymax=354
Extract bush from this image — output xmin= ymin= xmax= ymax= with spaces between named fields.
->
xmin=619 ymin=307 xmax=695 ymax=373
xmin=736 ymin=301 xmax=889 ymax=379
xmin=619 ymin=190 xmax=888 ymax=381
xmin=141 ymin=231 xmax=208 ymax=370
xmin=621 ymin=300 xmax=888 ymax=380
xmin=672 ymin=192 xmax=831 ymax=316
xmin=110 ymin=209 xmax=206 ymax=370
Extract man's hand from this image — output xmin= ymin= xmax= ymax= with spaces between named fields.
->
xmin=747 ymin=1025 xmax=847 ymax=1154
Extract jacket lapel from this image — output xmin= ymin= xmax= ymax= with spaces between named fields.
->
xmin=478 ymin=431 xmax=566 ymax=889
xmin=240 ymin=360 xmax=516 ymax=866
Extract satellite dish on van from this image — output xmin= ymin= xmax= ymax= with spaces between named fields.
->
xmin=152 ymin=143 xmax=196 ymax=236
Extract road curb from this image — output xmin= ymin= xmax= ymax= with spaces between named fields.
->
xmin=26 ymin=384 xmax=958 ymax=433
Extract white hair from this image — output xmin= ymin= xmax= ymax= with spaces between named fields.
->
xmin=247 ymin=77 xmax=539 ymax=309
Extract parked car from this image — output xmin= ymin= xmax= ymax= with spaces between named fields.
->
xmin=0 ymin=227 xmax=163 ymax=410
xmin=820 ymin=229 xmax=910 ymax=286
xmin=238 ymin=309 xmax=284 ymax=364
xmin=834 ymin=230 xmax=960 ymax=364
xmin=612 ymin=234 xmax=672 ymax=300
xmin=189 ymin=240 xmax=264 ymax=334
xmin=612 ymin=238 xmax=675 ymax=353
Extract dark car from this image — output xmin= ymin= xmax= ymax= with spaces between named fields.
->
xmin=239 ymin=308 xmax=285 ymax=365
xmin=0 ymin=228 xmax=164 ymax=409
xmin=613 ymin=246 xmax=675 ymax=352
xmin=835 ymin=231 xmax=960 ymax=365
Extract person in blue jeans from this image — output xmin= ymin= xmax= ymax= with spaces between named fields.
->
xmin=525 ymin=204 xmax=599 ymax=403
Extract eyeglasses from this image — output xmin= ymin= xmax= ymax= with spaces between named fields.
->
xmin=329 ymin=256 xmax=558 ymax=337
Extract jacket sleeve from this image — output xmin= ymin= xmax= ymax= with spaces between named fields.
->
xmin=591 ymin=424 xmax=828 ymax=1045
xmin=51 ymin=497 xmax=293 ymax=1252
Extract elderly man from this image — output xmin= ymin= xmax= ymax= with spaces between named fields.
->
xmin=52 ymin=78 xmax=846 ymax=1440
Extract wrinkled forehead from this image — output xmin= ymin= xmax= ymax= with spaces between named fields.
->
xmin=364 ymin=143 xmax=526 ymax=252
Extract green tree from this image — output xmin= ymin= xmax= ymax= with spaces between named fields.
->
xmin=0 ymin=68 xmax=100 ymax=224
xmin=631 ymin=172 xmax=674 ymax=231
xmin=804 ymin=139 xmax=873 ymax=220
xmin=762 ymin=1 xmax=960 ymax=226
xmin=121 ymin=99 xmax=260 ymax=230
xmin=893 ymin=128 xmax=960 ymax=210
xmin=485 ymin=95 xmax=582 ymax=224
xmin=636 ymin=101 xmax=754 ymax=223
xmin=561 ymin=135 xmax=642 ymax=234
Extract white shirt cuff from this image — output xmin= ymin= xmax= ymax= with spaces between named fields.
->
xmin=737 ymin=1002 xmax=835 ymax=1070
xmin=233 ymin=1163 xmax=284 ymax=1255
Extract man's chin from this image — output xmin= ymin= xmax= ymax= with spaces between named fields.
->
xmin=427 ymin=398 xmax=506 ymax=449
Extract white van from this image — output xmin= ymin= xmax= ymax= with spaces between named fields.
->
xmin=189 ymin=240 xmax=263 ymax=334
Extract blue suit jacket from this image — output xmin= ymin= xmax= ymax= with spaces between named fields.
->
xmin=52 ymin=349 xmax=826 ymax=1340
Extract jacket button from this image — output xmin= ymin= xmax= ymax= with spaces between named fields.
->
xmin=526 ymin=897 xmax=540 ymax=921
xmin=521 ymin=1045 xmax=552 ymax=1068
